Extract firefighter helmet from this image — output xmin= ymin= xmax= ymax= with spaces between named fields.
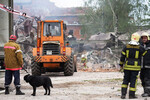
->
xmin=81 ymin=54 xmax=85 ymax=58
xmin=141 ymin=32 xmax=150 ymax=40
xmin=9 ymin=35 xmax=17 ymax=41
xmin=131 ymin=33 xmax=140 ymax=42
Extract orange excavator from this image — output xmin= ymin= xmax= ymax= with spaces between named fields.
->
xmin=32 ymin=20 xmax=77 ymax=76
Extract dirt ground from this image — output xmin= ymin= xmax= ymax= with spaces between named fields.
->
xmin=0 ymin=70 xmax=148 ymax=100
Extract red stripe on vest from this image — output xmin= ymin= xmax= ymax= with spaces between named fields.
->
xmin=5 ymin=68 xmax=22 ymax=71
xmin=4 ymin=46 xmax=16 ymax=49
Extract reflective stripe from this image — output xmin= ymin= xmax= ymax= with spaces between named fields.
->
xmin=121 ymin=84 xmax=128 ymax=88
xmin=143 ymin=51 xmax=147 ymax=56
xmin=146 ymin=47 xmax=150 ymax=50
xmin=145 ymin=87 xmax=150 ymax=89
xmin=124 ymin=61 xmax=141 ymax=71
xmin=124 ymin=66 xmax=141 ymax=71
xmin=126 ymin=50 xmax=129 ymax=58
xmin=15 ymin=50 xmax=22 ymax=53
xmin=5 ymin=68 xmax=22 ymax=71
xmin=134 ymin=61 xmax=138 ymax=66
xmin=120 ymin=61 xmax=124 ymax=64
xmin=122 ymin=51 xmax=126 ymax=55
xmin=16 ymin=85 xmax=21 ymax=87
xmin=129 ymin=87 xmax=136 ymax=91
xmin=144 ymin=66 xmax=150 ymax=68
xmin=4 ymin=46 xmax=16 ymax=49
xmin=125 ymin=61 xmax=128 ymax=65
xmin=135 ymin=51 xmax=139 ymax=59
xmin=124 ymin=64 xmax=141 ymax=69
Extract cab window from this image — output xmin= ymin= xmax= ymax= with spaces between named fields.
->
xmin=43 ymin=22 xmax=61 ymax=36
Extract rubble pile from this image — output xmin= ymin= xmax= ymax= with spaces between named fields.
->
xmin=77 ymin=49 xmax=120 ymax=72
xmin=77 ymin=32 xmax=130 ymax=72
xmin=14 ymin=17 xmax=38 ymax=69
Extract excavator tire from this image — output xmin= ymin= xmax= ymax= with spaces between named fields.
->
xmin=31 ymin=60 xmax=41 ymax=76
xmin=64 ymin=54 xmax=74 ymax=76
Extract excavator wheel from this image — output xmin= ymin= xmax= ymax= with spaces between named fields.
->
xmin=31 ymin=60 xmax=41 ymax=76
xmin=64 ymin=54 xmax=74 ymax=76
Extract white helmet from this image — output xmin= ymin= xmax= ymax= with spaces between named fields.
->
xmin=131 ymin=32 xmax=140 ymax=42
xmin=141 ymin=32 xmax=150 ymax=40
xmin=81 ymin=55 xmax=85 ymax=58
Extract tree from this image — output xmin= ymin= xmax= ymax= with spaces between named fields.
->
xmin=80 ymin=0 xmax=150 ymax=37
xmin=129 ymin=0 xmax=150 ymax=27
xmin=80 ymin=0 xmax=134 ymax=37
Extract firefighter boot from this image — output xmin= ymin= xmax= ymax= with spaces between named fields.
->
xmin=5 ymin=87 xmax=9 ymax=94
xmin=141 ymin=88 xmax=149 ymax=97
xmin=129 ymin=91 xmax=137 ymax=99
xmin=121 ymin=88 xmax=127 ymax=99
xmin=16 ymin=86 xmax=25 ymax=95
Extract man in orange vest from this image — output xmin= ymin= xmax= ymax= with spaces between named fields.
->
xmin=4 ymin=35 xmax=25 ymax=95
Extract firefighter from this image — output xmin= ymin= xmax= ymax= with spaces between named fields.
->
xmin=119 ymin=33 xmax=146 ymax=99
xmin=4 ymin=35 xmax=25 ymax=95
xmin=81 ymin=55 xmax=87 ymax=68
xmin=140 ymin=32 xmax=150 ymax=97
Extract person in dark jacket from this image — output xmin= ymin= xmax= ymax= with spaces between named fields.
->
xmin=119 ymin=33 xmax=146 ymax=99
xmin=140 ymin=32 xmax=150 ymax=97
xmin=4 ymin=35 xmax=25 ymax=95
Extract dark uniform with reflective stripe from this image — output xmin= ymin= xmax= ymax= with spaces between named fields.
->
xmin=140 ymin=41 xmax=150 ymax=95
xmin=119 ymin=43 xmax=146 ymax=98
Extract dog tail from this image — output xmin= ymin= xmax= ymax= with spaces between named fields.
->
xmin=50 ymin=79 xmax=53 ymax=88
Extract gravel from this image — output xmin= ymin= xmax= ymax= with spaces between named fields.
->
xmin=0 ymin=71 xmax=148 ymax=100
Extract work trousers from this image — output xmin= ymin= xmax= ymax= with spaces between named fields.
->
xmin=121 ymin=70 xmax=139 ymax=92
xmin=140 ymin=68 xmax=150 ymax=94
xmin=5 ymin=70 xmax=20 ymax=87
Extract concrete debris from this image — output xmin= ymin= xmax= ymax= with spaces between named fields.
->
xmin=89 ymin=32 xmax=114 ymax=40
xmin=14 ymin=17 xmax=38 ymax=69
xmin=78 ymin=49 xmax=120 ymax=72
xmin=111 ymin=87 xmax=114 ymax=89
xmin=77 ymin=32 xmax=129 ymax=72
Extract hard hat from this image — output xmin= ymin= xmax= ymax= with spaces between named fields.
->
xmin=68 ymin=35 xmax=73 ymax=38
xmin=141 ymin=32 xmax=150 ymax=40
xmin=131 ymin=33 xmax=140 ymax=42
xmin=9 ymin=35 xmax=17 ymax=41
xmin=81 ymin=55 xmax=85 ymax=58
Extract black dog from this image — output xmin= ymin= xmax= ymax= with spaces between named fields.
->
xmin=24 ymin=74 xmax=53 ymax=96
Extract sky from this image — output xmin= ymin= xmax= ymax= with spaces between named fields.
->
xmin=49 ymin=0 xmax=85 ymax=8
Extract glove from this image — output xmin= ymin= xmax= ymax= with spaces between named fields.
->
xmin=119 ymin=66 xmax=124 ymax=73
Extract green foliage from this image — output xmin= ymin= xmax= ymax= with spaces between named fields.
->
xmin=80 ymin=0 xmax=150 ymax=37
xmin=129 ymin=0 xmax=150 ymax=26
